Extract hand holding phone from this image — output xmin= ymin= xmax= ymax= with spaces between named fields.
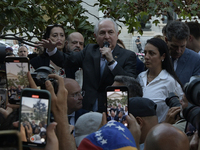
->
xmin=19 ymin=88 xmax=51 ymax=147
xmin=13 ymin=121 xmax=59 ymax=150
xmin=45 ymin=74 xmax=76 ymax=150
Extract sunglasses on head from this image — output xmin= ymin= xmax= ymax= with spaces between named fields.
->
xmin=47 ymin=24 xmax=63 ymax=27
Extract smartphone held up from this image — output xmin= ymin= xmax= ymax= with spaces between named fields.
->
xmin=19 ymin=88 xmax=51 ymax=147
xmin=0 ymin=130 xmax=22 ymax=150
xmin=106 ymin=86 xmax=129 ymax=126
xmin=5 ymin=57 xmax=29 ymax=105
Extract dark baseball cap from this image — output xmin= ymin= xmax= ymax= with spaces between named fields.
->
xmin=5 ymin=46 xmax=13 ymax=52
xmin=129 ymin=97 xmax=157 ymax=117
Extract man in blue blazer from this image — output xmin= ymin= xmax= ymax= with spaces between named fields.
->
xmin=165 ymin=21 xmax=200 ymax=86
xmin=45 ymin=18 xmax=137 ymax=112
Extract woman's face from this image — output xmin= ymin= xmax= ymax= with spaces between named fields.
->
xmin=144 ymin=43 xmax=165 ymax=70
xmin=49 ymin=27 xmax=65 ymax=50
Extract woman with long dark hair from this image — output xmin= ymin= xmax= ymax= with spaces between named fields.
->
xmin=137 ymin=38 xmax=183 ymax=123
xmin=30 ymin=24 xmax=66 ymax=77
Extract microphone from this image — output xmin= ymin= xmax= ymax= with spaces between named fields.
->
xmin=103 ymin=41 xmax=110 ymax=48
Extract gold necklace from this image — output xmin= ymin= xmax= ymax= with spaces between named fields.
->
xmin=147 ymin=74 xmax=156 ymax=84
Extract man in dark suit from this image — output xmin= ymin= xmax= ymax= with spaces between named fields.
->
xmin=165 ymin=21 xmax=200 ymax=86
xmin=44 ymin=18 xmax=137 ymax=112
xmin=107 ymin=110 xmax=119 ymax=121
xmin=64 ymin=78 xmax=88 ymax=125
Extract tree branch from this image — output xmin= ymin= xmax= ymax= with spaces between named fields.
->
xmin=81 ymin=0 xmax=99 ymax=7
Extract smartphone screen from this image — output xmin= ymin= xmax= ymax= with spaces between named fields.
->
xmin=106 ymin=86 xmax=129 ymax=126
xmin=0 ymin=130 xmax=22 ymax=150
xmin=20 ymin=88 xmax=51 ymax=147
xmin=5 ymin=57 xmax=29 ymax=104
xmin=0 ymin=88 xmax=7 ymax=109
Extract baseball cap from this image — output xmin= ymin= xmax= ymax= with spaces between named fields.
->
xmin=75 ymin=112 xmax=102 ymax=147
xmin=129 ymin=97 xmax=157 ymax=117
xmin=5 ymin=46 xmax=13 ymax=52
xmin=78 ymin=121 xmax=137 ymax=150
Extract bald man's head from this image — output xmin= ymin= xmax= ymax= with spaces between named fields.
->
xmin=144 ymin=123 xmax=189 ymax=150
xmin=66 ymin=32 xmax=84 ymax=52
xmin=64 ymin=78 xmax=83 ymax=114
xmin=18 ymin=46 xmax=28 ymax=57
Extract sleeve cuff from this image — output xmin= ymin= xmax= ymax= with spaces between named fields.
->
xmin=46 ymin=47 xmax=57 ymax=56
xmin=108 ymin=61 xmax=117 ymax=71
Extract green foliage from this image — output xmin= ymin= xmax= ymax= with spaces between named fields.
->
xmin=107 ymin=94 xmax=128 ymax=107
xmin=33 ymin=99 xmax=47 ymax=121
xmin=1 ymin=0 xmax=200 ymax=44
xmin=0 ymin=0 xmax=95 ymax=45
xmin=98 ymin=0 xmax=200 ymax=35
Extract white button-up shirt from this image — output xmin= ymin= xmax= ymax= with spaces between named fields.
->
xmin=137 ymin=69 xmax=184 ymax=123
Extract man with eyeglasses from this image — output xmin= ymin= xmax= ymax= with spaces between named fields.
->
xmin=64 ymin=78 xmax=88 ymax=126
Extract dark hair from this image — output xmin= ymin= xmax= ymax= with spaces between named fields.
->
xmin=40 ymin=131 xmax=46 ymax=137
xmin=166 ymin=21 xmax=190 ymax=41
xmin=146 ymin=38 xmax=183 ymax=88
xmin=43 ymin=24 xmax=65 ymax=39
xmin=6 ymin=53 xmax=15 ymax=57
xmin=114 ymin=75 xmax=143 ymax=97
xmin=39 ymin=121 xmax=45 ymax=127
xmin=186 ymin=21 xmax=200 ymax=40
xmin=42 ymin=24 xmax=66 ymax=54
xmin=162 ymin=25 xmax=167 ymax=36
xmin=117 ymin=39 xmax=126 ymax=49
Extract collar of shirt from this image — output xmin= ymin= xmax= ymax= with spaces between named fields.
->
xmin=139 ymin=69 xmax=169 ymax=86
xmin=68 ymin=111 xmax=75 ymax=117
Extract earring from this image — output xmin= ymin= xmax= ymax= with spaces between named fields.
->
xmin=162 ymin=59 xmax=164 ymax=62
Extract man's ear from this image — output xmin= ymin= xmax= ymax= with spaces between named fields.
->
xmin=94 ymin=33 xmax=97 ymax=39
xmin=165 ymin=37 xmax=168 ymax=44
xmin=188 ymin=35 xmax=193 ymax=42
xmin=136 ymin=117 xmax=144 ymax=129
xmin=65 ymin=41 xmax=68 ymax=46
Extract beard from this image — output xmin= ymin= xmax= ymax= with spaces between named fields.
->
xmin=67 ymin=45 xmax=81 ymax=52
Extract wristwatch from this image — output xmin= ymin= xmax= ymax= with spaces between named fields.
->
xmin=108 ymin=59 xmax=115 ymax=66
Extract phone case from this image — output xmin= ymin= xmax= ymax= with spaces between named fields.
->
xmin=106 ymin=86 xmax=129 ymax=117
xmin=5 ymin=57 xmax=30 ymax=105
xmin=0 ymin=130 xmax=22 ymax=150
xmin=19 ymin=88 xmax=51 ymax=147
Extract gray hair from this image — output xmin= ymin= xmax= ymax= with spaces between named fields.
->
xmin=114 ymin=75 xmax=143 ymax=98
xmin=94 ymin=18 xmax=119 ymax=35
xmin=166 ymin=21 xmax=190 ymax=41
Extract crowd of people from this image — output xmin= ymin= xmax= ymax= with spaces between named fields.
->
xmin=0 ymin=18 xmax=200 ymax=150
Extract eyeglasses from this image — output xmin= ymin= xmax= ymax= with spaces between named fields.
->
xmin=71 ymin=91 xmax=85 ymax=100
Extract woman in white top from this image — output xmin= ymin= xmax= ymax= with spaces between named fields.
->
xmin=137 ymin=38 xmax=183 ymax=123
